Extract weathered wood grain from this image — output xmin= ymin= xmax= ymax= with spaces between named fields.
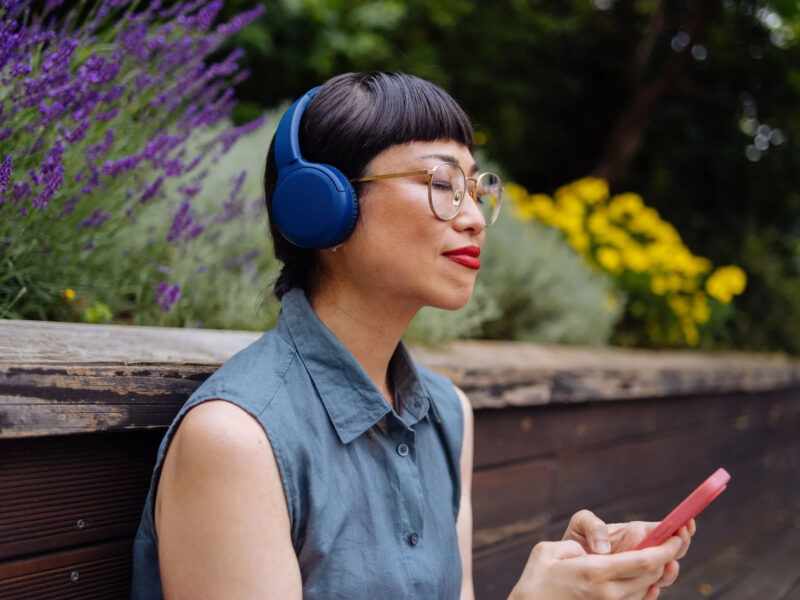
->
xmin=0 ymin=432 xmax=161 ymax=560
xmin=0 ymin=363 xmax=212 ymax=437
xmin=0 ymin=539 xmax=132 ymax=600
xmin=2 ymin=320 xmax=800 ymax=600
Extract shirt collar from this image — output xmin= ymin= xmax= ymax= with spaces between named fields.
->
xmin=278 ymin=288 xmax=440 ymax=444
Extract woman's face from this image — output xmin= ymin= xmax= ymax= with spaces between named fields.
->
xmin=327 ymin=139 xmax=486 ymax=312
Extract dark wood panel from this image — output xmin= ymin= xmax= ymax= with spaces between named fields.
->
xmin=552 ymin=415 xmax=772 ymax=520
xmin=473 ymin=529 xmax=540 ymax=600
xmin=0 ymin=539 xmax=132 ymax=600
xmin=473 ymin=392 xmax=767 ymax=469
xmin=472 ymin=459 xmax=554 ymax=549
xmin=0 ymin=431 xmax=162 ymax=560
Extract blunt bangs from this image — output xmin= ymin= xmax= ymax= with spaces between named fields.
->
xmin=299 ymin=72 xmax=474 ymax=181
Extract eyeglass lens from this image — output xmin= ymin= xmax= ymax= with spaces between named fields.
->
xmin=430 ymin=163 xmax=466 ymax=220
xmin=430 ymin=163 xmax=502 ymax=224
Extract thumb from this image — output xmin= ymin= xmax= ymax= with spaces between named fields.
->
xmin=566 ymin=510 xmax=611 ymax=554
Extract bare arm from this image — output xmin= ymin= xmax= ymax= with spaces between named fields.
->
xmin=455 ymin=386 xmax=476 ymax=600
xmin=155 ymin=400 xmax=302 ymax=600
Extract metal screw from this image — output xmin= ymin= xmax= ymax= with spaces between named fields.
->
xmin=70 ymin=571 xmax=80 ymax=582
xmin=76 ymin=519 xmax=85 ymax=530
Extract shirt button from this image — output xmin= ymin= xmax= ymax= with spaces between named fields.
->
xmin=397 ymin=443 xmax=409 ymax=457
xmin=409 ymin=533 xmax=419 ymax=546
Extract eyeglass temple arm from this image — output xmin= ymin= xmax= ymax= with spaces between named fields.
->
xmin=350 ymin=169 xmax=431 ymax=183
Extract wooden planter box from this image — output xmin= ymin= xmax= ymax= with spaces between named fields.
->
xmin=2 ymin=320 xmax=799 ymax=599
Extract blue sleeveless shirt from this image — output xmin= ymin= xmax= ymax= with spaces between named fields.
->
xmin=131 ymin=288 xmax=464 ymax=599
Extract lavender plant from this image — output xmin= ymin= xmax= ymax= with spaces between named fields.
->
xmin=0 ymin=0 xmax=265 ymax=321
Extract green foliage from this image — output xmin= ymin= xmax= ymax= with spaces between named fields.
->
xmin=474 ymin=212 xmax=622 ymax=345
xmin=217 ymin=0 xmax=800 ymax=353
xmin=115 ymin=110 xmax=283 ymax=330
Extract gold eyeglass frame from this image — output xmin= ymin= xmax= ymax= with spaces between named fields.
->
xmin=351 ymin=162 xmax=503 ymax=225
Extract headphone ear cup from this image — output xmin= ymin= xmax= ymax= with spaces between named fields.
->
xmin=273 ymin=163 xmax=358 ymax=249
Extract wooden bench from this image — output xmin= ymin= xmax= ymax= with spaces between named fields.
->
xmin=2 ymin=320 xmax=799 ymax=599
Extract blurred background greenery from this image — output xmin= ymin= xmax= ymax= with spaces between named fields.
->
xmin=3 ymin=0 xmax=799 ymax=354
xmin=214 ymin=0 xmax=800 ymax=353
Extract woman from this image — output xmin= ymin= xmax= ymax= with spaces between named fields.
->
xmin=132 ymin=72 xmax=693 ymax=600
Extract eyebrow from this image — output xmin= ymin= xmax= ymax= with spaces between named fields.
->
xmin=419 ymin=153 xmax=480 ymax=175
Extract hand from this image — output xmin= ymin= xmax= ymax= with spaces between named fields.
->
xmin=561 ymin=510 xmax=696 ymax=597
xmin=508 ymin=535 xmax=685 ymax=600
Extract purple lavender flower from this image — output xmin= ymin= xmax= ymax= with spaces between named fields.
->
xmin=64 ymin=117 xmax=89 ymax=143
xmin=78 ymin=206 xmax=110 ymax=229
xmin=166 ymin=200 xmax=205 ymax=243
xmin=155 ymin=281 xmax=181 ymax=312
xmin=95 ymin=108 xmax=119 ymax=122
xmin=139 ymin=175 xmax=164 ymax=203
xmin=0 ymin=155 xmax=12 ymax=194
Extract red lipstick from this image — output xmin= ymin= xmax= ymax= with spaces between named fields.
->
xmin=442 ymin=246 xmax=481 ymax=270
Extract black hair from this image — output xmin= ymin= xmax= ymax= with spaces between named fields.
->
xmin=264 ymin=71 xmax=474 ymax=299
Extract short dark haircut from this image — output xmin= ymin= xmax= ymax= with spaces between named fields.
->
xmin=263 ymin=71 xmax=474 ymax=299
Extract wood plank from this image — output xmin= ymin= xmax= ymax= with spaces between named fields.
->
xmin=472 ymin=459 xmax=554 ymax=549
xmin=0 ymin=431 xmax=162 ymax=560
xmin=4 ymin=320 xmax=800 ymax=413
xmin=473 ymin=529 xmax=540 ymax=600
xmin=0 ymin=363 xmax=210 ymax=437
xmin=551 ymin=415 xmax=773 ymax=520
xmin=0 ymin=539 xmax=132 ymax=600
xmin=473 ymin=393 xmax=760 ymax=469
xmin=661 ymin=498 xmax=800 ymax=599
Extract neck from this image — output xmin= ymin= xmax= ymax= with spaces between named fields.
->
xmin=309 ymin=280 xmax=417 ymax=410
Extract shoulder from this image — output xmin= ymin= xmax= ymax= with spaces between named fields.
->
xmin=159 ymin=400 xmax=277 ymax=494
xmin=186 ymin=329 xmax=299 ymax=414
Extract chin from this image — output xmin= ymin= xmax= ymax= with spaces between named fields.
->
xmin=426 ymin=282 xmax=475 ymax=312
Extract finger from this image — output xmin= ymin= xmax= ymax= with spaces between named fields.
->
xmin=598 ymin=536 xmax=683 ymax=579
xmin=687 ymin=518 xmax=697 ymax=536
xmin=655 ymin=560 xmax=680 ymax=588
xmin=675 ymin=527 xmax=691 ymax=560
xmin=566 ymin=510 xmax=611 ymax=554
xmin=643 ymin=585 xmax=661 ymax=600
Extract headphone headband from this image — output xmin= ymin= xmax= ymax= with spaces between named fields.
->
xmin=274 ymin=86 xmax=320 ymax=170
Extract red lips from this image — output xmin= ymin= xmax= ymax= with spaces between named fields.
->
xmin=442 ymin=246 xmax=481 ymax=270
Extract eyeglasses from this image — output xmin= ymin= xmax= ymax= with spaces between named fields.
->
xmin=351 ymin=162 xmax=503 ymax=225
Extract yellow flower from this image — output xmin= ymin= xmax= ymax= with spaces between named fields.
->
xmin=681 ymin=317 xmax=700 ymax=346
xmin=554 ymin=211 xmax=585 ymax=236
xmin=568 ymin=232 xmax=590 ymax=253
xmin=650 ymin=275 xmax=667 ymax=295
xmin=629 ymin=206 xmax=662 ymax=236
xmin=622 ymin=245 xmax=649 ymax=272
xmin=587 ymin=210 xmax=611 ymax=236
xmin=571 ymin=177 xmax=609 ymax=205
xmin=608 ymin=192 xmax=644 ymax=220
xmin=706 ymin=265 xmax=747 ymax=304
xmin=692 ymin=293 xmax=711 ymax=324
xmin=61 ymin=288 xmax=76 ymax=301
xmin=596 ymin=246 xmax=623 ymax=273
xmin=667 ymin=294 xmax=691 ymax=317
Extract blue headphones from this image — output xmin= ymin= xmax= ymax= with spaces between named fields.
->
xmin=272 ymin=86 xmax=359 ymax=248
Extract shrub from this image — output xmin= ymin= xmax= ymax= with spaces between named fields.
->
xmin=406 ymin=204 xmax=622 ymax=346
xmin=0 ymin=0 xmax=264 ymax=321
xmin=509 ymin=177 xmax=747 ymax=347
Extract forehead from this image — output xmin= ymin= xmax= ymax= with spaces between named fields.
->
xmin=370 ymin=140 xmax=476 ymax=170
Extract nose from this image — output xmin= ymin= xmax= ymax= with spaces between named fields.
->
xmin=452 ymin=185 xmax=486 ymax=236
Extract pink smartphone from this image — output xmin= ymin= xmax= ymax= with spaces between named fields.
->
xmin=634 ymin=467 xmax=731 ymax=550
